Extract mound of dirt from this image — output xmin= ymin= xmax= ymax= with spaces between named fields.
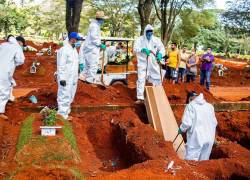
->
xmin=12 ymin=168 xmax=76 ymax=180
xmin=241 ymin=96 xmax=250 ymax=101
xmin=163 ymin=82 xmax=219 ymax=104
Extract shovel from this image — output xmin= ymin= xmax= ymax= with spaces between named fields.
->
xmin=172 ymin=133 xmax=184 ymax=153
xmin=99 ymin=48 xmax=107 ymax=89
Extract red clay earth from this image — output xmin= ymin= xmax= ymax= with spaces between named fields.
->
xmin=0 ymin=42 xmax=249 ymax=179
xmin=211 ymin=57 xmax=250 ymax=87
xmin=210 ymin=87 xmax=250 ymax=101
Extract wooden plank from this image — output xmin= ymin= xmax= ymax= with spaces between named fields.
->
xmin=145 ymin=86 xmax=185 ymax=159
xmin=145 ymin=87 xmax=163 ymax=134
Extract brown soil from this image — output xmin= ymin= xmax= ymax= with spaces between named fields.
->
xmin=216 ymin=111 xmax=250 ymax=149
xmin=12 ymin=167 xmax=76 ymax=180
xmin=211 ymin=58 xmax=250 ymax=87
xmin=26 ymin=41 xmax=61 ymax=52
xmin=210 ymin=87 xmax=250 ymax=101
xmin=0 ymin=42 xmax=249 ymax=179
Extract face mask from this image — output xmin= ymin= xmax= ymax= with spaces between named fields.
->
xmin=146 ymin=31 xmax=153 ymax=40
xmin=97 ymin=19 xmax=104 ymax=25
xmin=75 ymin=41 xmax=81 ymax=48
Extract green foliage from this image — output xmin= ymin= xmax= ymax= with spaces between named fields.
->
xmin=171 ymin=9 xmax=217 ymax=46
xmin=62 ymin=120 xmax=79 ymax=154
xmin=16 ymin=115 xmax=35 ymax=152
xmin=222 ymin=0 xmax=250 ymax=34
xmin=193 ymin=27 xmax=227 ymax=52
xmin=88 ymin=0 xmax=139 ymax=37
xmin=41 ymin=108 xmax=57 ymax=126
xmin=70 ymin=168 xmax=86 ymax=180
xmin=0 ymin=2 xmax=28 ymax=36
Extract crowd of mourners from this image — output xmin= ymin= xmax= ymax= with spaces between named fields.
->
xmin=164 ymin=43 xmax=214 ymax=91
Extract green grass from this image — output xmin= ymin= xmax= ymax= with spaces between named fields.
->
xmin=62 ymin=120 xmax=79 ymax=154
xmin=42 ymin=151 xmax=73 ymax=162
xmin=70 ymin=168 xmax=86 ymax=180
xmin=16 ymin=115 xmax=35 ymax=152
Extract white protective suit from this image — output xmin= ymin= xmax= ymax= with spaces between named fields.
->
xmin=0 ymin=37 xmax=25 ymax=113
xmin=134 ymin=24 xmax=165 ymax=100
xmin=180 ymin=93 xmax=217 ymax=161
xmin=82 ymin=19 xmax=102 ymax=83
xmin=57 ymin=41 xmax=79 ymax=119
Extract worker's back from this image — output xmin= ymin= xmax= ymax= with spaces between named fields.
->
xmin=84 ymin=19 xmax=101 ymax=52
xmin=0 ymin=41 xmax=23 ymax=80
xmin=187 ymin=94 xmax=217 ymax=147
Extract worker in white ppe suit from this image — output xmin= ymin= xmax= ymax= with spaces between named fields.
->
xmin=178 ymin=91 xmax=217 ymax=161
xmin=57 ymin=32 xmax=80 ymax=120
xmin=78 ymin=42 xmax=86 ymax=80
xmin=80 ymin=11 xmax=107 ymax=84
xmin=134 ymin=24 xmax=165 ymax=104
xmin=7 ymin=36 xmax=26 ymax=102
xmin=0 ymin=36 xmax=25 ymax=120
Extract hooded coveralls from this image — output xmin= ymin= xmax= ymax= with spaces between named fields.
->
xmin=180 ymin=93 xmax=217 ymax=161
xmin=0 ymin=37 xmax=25 ymax=113
xmin=134 ymin=24 xmax=165 ymax=100
xmin=57 ymin=41 xmax=79 ymax=119
xmin=82 ymin=19 xmax=101 ymax=83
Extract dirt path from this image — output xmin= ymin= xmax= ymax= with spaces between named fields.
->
xmin=210 ymin=86 xmax=250 ymax=101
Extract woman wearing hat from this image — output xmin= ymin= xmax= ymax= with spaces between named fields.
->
xmin=178 ymin=91 xmax=217 ymax=161
xmin=80 ymin=11 xmax=107 ymax=84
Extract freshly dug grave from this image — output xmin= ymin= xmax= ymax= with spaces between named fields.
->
xmin=73 ymin=108 xmax=250 ymax=179
xmin=1 ymin=98 xmax=250 ymax=179
xmin=216 ymin=111 xmax=250 ymax=149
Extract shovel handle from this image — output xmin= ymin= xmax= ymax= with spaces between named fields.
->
xmin=101 ymin=43 xmax=106 ymax=87
xmin=172 ymin=133 xmax=179 ymax=143
xmin=176 ymin=139 xmax=184 ymax=152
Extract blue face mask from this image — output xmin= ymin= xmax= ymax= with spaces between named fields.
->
xmin=97 ymin=19 xmax=104 ymax=25
xmin=146 ymin=31 xmax=153 ymax=40
xmin=75 ymin=41 xmax=81 ymax=48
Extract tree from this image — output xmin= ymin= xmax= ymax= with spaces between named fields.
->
xmin=171 ymin=9 xmax=217 ymax=48
xmin=138 ymin=0 xmax=154 ymax=35
xmin=0 ymin=1 xmax=28 ymax=37
xmin=66 ymin=0 xmax=84 ymax=33
xmin=222 ymin=0 xmax=250 ymax=34
xmin=90 ymin=0 xmax=138 ymax=37
xmin=152 ymin=0 xmax=211 ymax=45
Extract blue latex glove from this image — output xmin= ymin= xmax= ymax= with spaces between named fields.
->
xmin=141 ymin=48 xmax=150 ymax=56
xmin=79 ymin=64 xmax=84 ymax=72
xmin=178 ymin=128 xmax=183 ymax=134
xmin=156 ymin=52 xmax=163 ymax=62
xmin=100 ymin=44 xmax=106 ymax=50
